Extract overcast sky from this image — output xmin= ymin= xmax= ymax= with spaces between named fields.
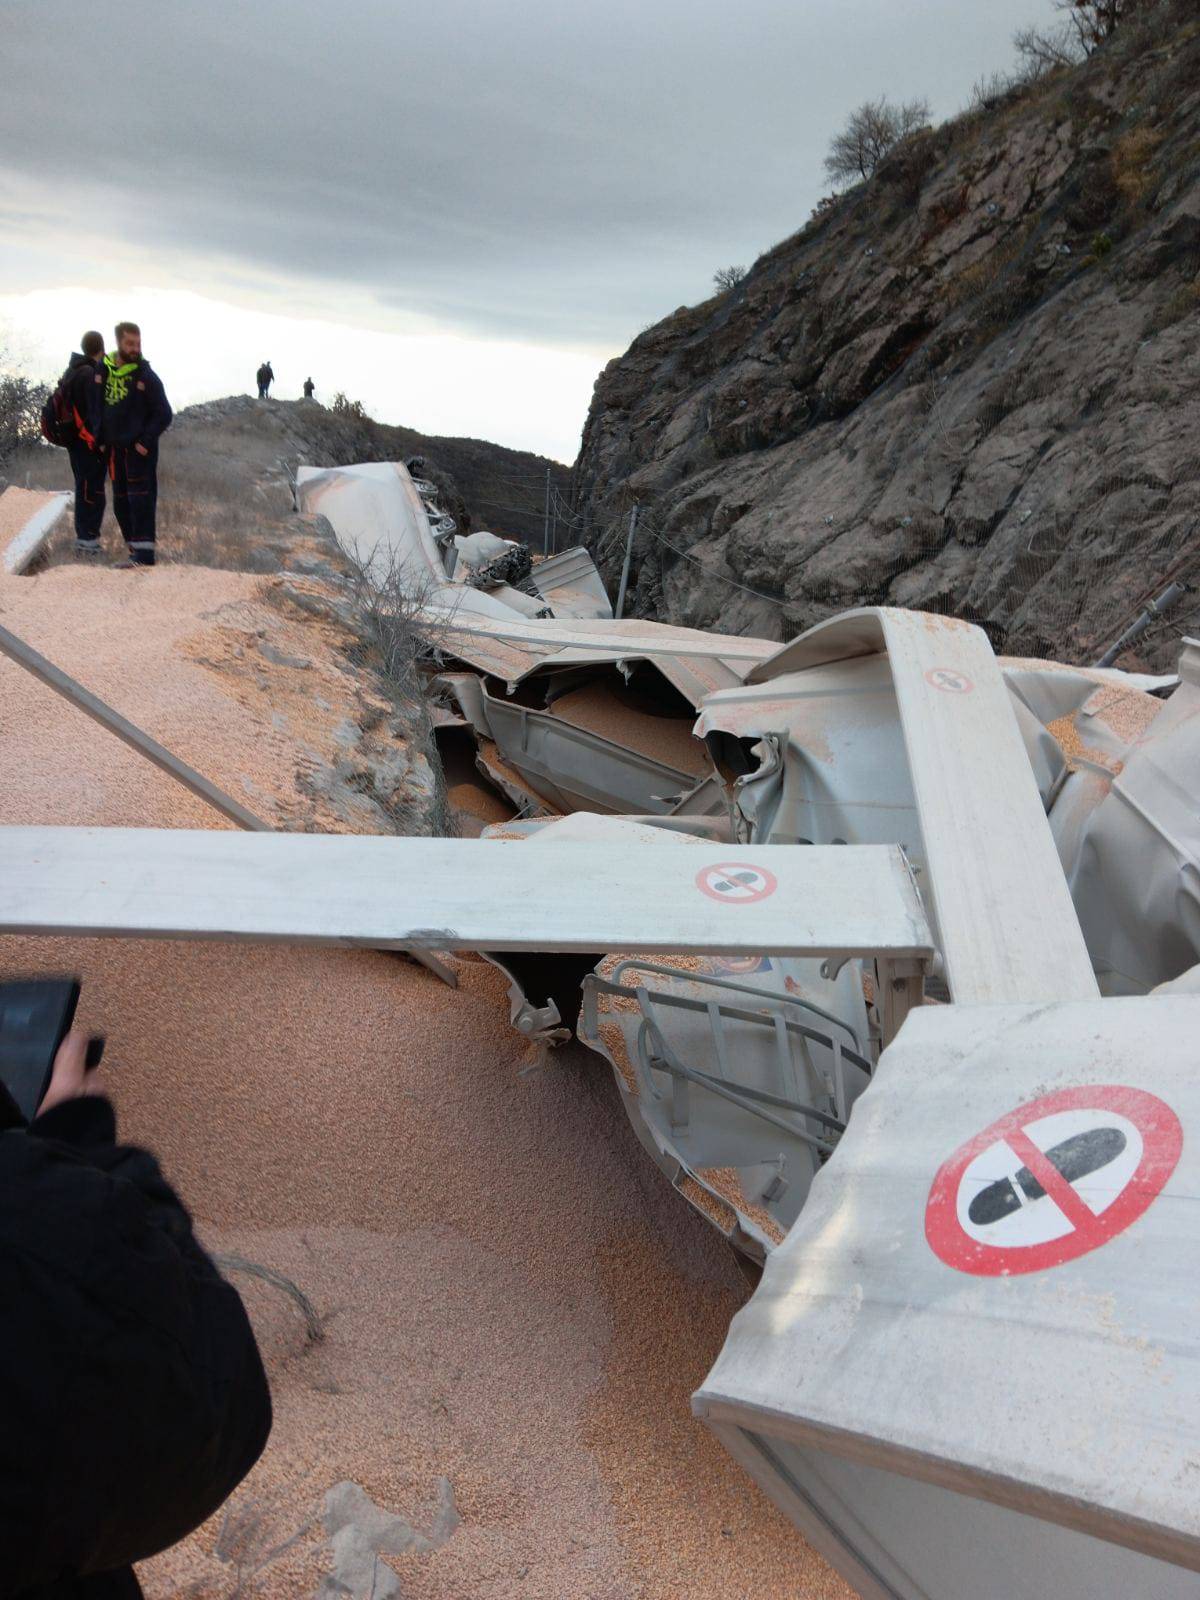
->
xmin=0 ymin=0 xmax=1045 ymax=459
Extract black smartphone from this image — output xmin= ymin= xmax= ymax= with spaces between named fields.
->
xmin=0 ymin=978 xmax=82 ymax=1125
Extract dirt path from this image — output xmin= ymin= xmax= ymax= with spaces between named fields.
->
xmin=0 ymin=557 xmax=849 ymax=1598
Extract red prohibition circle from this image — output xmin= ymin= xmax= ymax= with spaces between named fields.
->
xmin=924 ymin=666 xmax=974 ymax=694
xmin=695 ymin=863 xmax=779 ymax=904
xmin=925 ymin=1084 xmax=1182 ymax=1277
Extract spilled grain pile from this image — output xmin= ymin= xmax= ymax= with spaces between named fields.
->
xmin=0 ymin=540 xmax=848 ymax=1596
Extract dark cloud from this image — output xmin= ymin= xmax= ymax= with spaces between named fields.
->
xmin=1 ymin=0 xmax=1044 ymax=345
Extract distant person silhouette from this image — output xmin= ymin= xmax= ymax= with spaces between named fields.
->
xmin=303 ymin=376 xmax=315 ymax=399
xmin=256 ymin=361 xmax=274 ymax=400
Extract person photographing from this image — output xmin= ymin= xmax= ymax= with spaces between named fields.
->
xmin=101 ymin=323 xmax=172 ymax=568
xmin=0 ymin=990 xmax=271 ymax=1597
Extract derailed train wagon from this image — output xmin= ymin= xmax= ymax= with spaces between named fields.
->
xmin=8 ymin=455 xmax=1198 ymax=1598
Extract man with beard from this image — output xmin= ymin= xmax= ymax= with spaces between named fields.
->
xmin=101 ymin=323 xmax=172 ymax=568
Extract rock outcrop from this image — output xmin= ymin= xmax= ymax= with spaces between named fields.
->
xmin=180 ymin=394 xmax=569 ymax=547
xmin=573 ymin=8 xmax=1200 ymax=668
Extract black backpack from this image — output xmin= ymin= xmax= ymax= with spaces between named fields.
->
xmin=39 ymin=366 xmax=83 ymax=447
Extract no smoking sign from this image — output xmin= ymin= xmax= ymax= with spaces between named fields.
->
xmin=924 ymin=666 xmax=974 ymax=694
xmin=696 ymin=863 xmax=778 ymax=904
xmin=925 ymin=1085 xmax=1182 ymax=1276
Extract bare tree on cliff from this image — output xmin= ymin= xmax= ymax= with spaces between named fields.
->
xmin=1015 ymin=0 xmax=1144 ymax=71
xmin=0 ymin=369 xmax=48 ymax=470
xmin=823 ymin=96 xmax=931 ymax=187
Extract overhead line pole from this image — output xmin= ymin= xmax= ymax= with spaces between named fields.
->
xmin=615 ymin=505 xmax=639 ymax=619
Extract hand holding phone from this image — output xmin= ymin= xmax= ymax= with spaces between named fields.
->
xmin=0 ymin=979 xmax=81 ymax=1124
xmin=0 ymin=979 xmax=104 ymax=1125
xmin=37 ymin=1030 xmax=106 ymax=1117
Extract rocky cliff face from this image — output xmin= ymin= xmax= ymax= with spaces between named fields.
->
xmin=573 ymin=9 xmax=1200 ymax=668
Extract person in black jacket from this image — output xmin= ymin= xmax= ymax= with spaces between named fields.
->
xmin=256 ymin=362 xmax=274 ymax=400
xmin=100 ymin=323 xmax=172 ymax=568
xmin=60 ymin=331 xmax=107 ymax=558
xmin=0 ymin=1028 xmax=272 ymax=1598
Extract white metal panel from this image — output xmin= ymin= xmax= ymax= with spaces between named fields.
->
xmin=480 ymin=814 xmax=730 ymax=843
xmin=488 ymin=812 xmax=704 ymax=847
xmin=294 ymin=463 xmax=520 ymax=622
xmin=0 ymin=827 xmax=935 ymax=960
xmin=1000 ymin=655 xmax=1179 ymax=696
xmin=533 ymin=546 xmax=614 ymax=619
xmin=745 ymin=606 xmax=894 ymax=682
xmin=1 ymin=490 xmax=72 ymax=574
xmin=482 ymin=582 xmax=548 ymax=618
xmin=425 ymin=608 xmax=778 ymax=667
xmin=694 ymin=996 xmax=1200 ymax=1585
xmin=1056 ymin=637 xmax=1200 ymax=994
xmin=875 ymin=610 xmax=1097 ymax=1004
xmin=297 ymin=461 xmax=446 ymax=589
xmin=746 ymin=608 xmax=1096 ymax=1005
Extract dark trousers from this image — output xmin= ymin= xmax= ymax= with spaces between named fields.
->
xmin=109 ymin=442 xmax=158 ymax=565
xmin=257 ymin=384 xmax=269 ymax=398
xmin=67 ymin=442 xmax=106 ymax=543
xmin=29 ymin=1564 xmax=143 ymax=1598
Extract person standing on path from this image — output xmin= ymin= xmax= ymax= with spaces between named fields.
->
xmin=60 ymin=330 xmax=107 ymax=558
xmin=101 ymin=322 xmax=173 ymax=568
xmin=302 ymin=375 xmax=315 ymax=399
xmin=256 ymin=361 xmax=274 ymax=399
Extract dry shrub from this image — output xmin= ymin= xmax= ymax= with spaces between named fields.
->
xmin=19 ymin=427 xmax=291 ymax=573
xmin=1144 ymin=274 xmax=1200 ymax=334
xmin=921 ymin=183 xmax=970 ymax=243
xmin=942 ymin=236 xmax=1023 ymax=310
xmin=1 ymin=441 xmax=72 ymax=493
xmin=342 ymin=556 xmax=459 ymax=838
xmin=876 ymin=127 xmax=944 ymax=205
xmin=1065 ymin=150 xmax=1121 ymax=230
xmin=1111 ymin=126 xmax=1164 ymax=205
xmin=155 ymin=433 xmax=288 ymax=570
